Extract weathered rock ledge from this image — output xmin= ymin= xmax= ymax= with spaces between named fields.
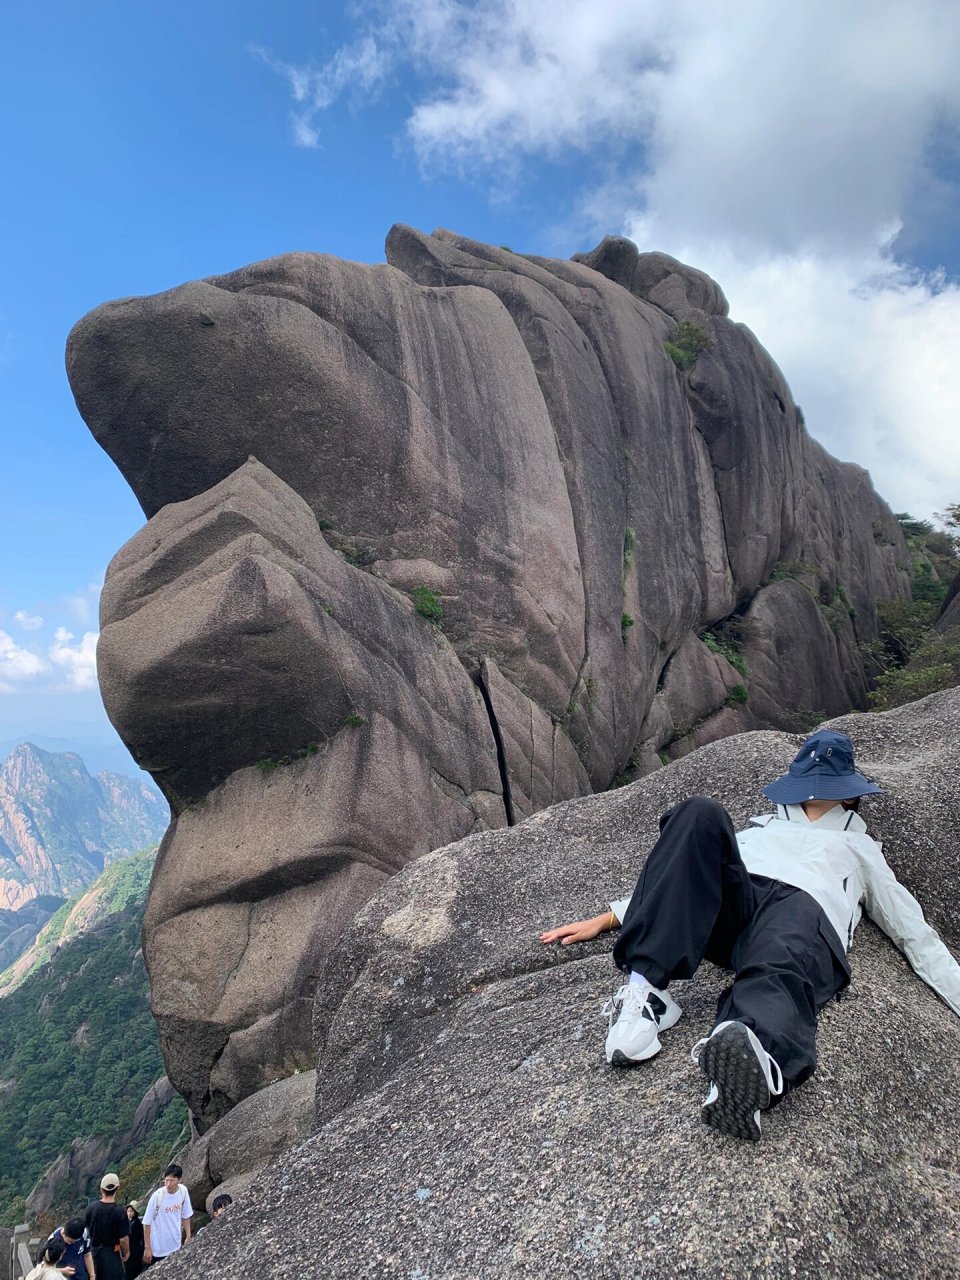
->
xmin=163 ymin=690 xmax=960 ymax=1279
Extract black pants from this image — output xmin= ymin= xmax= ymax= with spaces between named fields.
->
xmin=612 ymin=796 xmax=850 ymax=1091
xmin=92 ymin=1247 xmax=126 ymax=1280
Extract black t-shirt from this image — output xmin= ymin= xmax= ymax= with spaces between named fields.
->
xmin=85 ymin=1200 xmax=129 ymax=1249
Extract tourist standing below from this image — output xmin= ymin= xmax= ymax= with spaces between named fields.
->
xmin=84 ymin=1174 xmax=129 ymax=1280
xmin=124 ymin=1203 xmax=145 ymax=1278
xmin=26 ymin=1239 xmax=67 ymax=1280
xmin=142 ymin=1163 xmax=193 ymax=1267
xmin=40 ymin=1218 xmax=94 ymax=1280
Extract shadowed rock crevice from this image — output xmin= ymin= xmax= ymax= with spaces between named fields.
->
xmin=474 ymin=663 xmax=517 ymax=827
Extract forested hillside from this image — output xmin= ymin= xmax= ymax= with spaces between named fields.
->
xmin=0 ymin=846 xmax=157 ymax=995
xmin=0 ymin=850 xmax=185 ymax=1226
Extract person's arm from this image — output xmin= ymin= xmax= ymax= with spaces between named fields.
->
xmin=84 ymin=1248 xmax=95 ymax=1280
xmin=859 ymin=841 xmax=960 ymax=1016
xmin=142 ymin=1198 xmax=154 ymax=1265
xmin=540 ymin=907 xmax=622 ymax=946
xmin=181 ymin=1190 xmax=193 ymax=1245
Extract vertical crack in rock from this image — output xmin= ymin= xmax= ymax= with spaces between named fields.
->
xmin=686 ymin=393 xmax=737 ymax=613
xmin=474 ymin=666 xmax=516 ymax=827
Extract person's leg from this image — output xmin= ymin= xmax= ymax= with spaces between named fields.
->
xmin=613 ymin=796 xmax=758 ymax=986
xmin=695 ymin=884 xmax=850 ymax=1139
xmin=604 ymin=797 xmax=763 ymax=1067
xmin=93 ymin=1249 xmax=127 ymax=1280
xmin=718 ymin=884 xmax=850 ymax=1091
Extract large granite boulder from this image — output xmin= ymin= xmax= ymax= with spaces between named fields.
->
xmin=161 ymin=691 xmax=960 ymax=1279
xmin=67 ymin=230 xmax=912 ymax=1126
xmin=104 ymin=460 xmax=508 ymax=1124
xmin=180 ymin=1070 xmax=316 ymax=1211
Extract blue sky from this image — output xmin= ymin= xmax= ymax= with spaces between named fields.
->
xmin=2 ymin=0 xmax=960 ymax=765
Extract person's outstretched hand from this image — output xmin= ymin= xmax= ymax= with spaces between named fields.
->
xmin=539 ymin=912 xmax=612 ymax=946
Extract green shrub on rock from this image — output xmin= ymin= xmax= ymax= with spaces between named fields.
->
xmin=664 ymin=321 xmax=712 ymax=371
xmin=869 ymin=628 xmax=960 ymax=709
xmin=412 ymin=587 xmax=443 ymax=622
xmin=701 ymin=622 xmax=747 ymax=677
xmin=866 ymin=599 xmax=939 ymax=670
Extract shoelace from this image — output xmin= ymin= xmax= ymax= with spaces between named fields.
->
xmin=600 ymin=982 xmax=661 ymax=1028
xmin=768 ymin=1055 xmax=784 ymax=1095
xmin=600 ymin=983 xmax=630 ymax=1027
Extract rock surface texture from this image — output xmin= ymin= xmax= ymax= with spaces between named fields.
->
xmin=67 ymin=230 xmax=911 ymax=1128
xmin=180 ymin=1070 xmax=316 ymax=1211
xmin=160 ymin=692 xmax=960 ymax=1280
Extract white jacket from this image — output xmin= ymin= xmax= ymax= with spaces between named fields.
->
xmin=611 ymin=803 xmax=960 ymax=1018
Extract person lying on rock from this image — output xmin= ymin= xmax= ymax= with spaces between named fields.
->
xmin=540 ymin=729 xmax=960 ymax=1141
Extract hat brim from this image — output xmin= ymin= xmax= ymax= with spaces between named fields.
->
xmin=762 ymin=771 xmax=883 ymax=804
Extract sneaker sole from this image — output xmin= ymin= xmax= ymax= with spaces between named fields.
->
xmin=608 ymin=1041 xmax=662 ymax=1066
xmin=699 ymin=1023 xmax=769 ymax=1141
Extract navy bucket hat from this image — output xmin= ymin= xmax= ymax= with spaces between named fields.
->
xmin=762 ymin=730 xmax=883 ymax=804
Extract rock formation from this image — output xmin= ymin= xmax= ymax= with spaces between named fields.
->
xmin=937 ymin=571 xmax=960 ymax=630
xmin=0 ymin=896 xmax=63 ymax=974
xmin=180 ymin=1070 xmax=315 ymax=1211
xmin=160 ymin=691 xmax=960 ymax=1280
xmin=66 ymin=230 xmax=911 ymax=1129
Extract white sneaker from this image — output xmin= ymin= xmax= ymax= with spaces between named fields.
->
xmin=691 ymin=1020 xmax=784 ymax=1141
xmin=602 ymin=981 xmax=682 ymax=1065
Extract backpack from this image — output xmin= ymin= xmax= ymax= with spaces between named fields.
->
xmin=146 ymin=1185 xmax=185 ymax=1222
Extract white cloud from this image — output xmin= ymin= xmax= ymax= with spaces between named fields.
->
xmin=48 ymin=628 xmax=99 ymax=691
xmin=252 ymin=36 xmax=391 ymax=148
xmin=263 ymin=0 xmax=960 ymax=515
xmin=627 ymin=230 xmax=960 ymax=517
xmin=64 ymin=580 xmax=102 ymax=626
xmin=13 ymin=610 xmax=43 ymax=631
xmin=0 ymin=630 xmax=46 ymax=683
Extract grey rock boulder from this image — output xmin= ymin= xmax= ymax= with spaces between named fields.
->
xmin=572 ymin=236 xmax=730 ymax=320
xmin=160 ymin=690 xmax=960 ymax=1279
xmin=106 ymin=459 xmax=507 ymax=1126
xmin=936 ymin=572 xmax=960 ymax=630
xmin=738 ymin=578 xmax=863 ymax=729
xmin=181 ymin=1071 xmax=315 ymax=1210
xmin=69 ymin=228 xmax=915 ymax=1127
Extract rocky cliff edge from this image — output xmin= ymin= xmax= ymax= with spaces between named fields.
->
xmin=162 ymin=691 xmax=959 ymax=1280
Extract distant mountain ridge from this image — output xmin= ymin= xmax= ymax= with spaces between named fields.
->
xmin=0 ymin=734 xmax=146 ymax=780
xmin=0 ymin=846 xmax=157 ymax=995
xmin=0 ymin=742 xmax=168 ymax=912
